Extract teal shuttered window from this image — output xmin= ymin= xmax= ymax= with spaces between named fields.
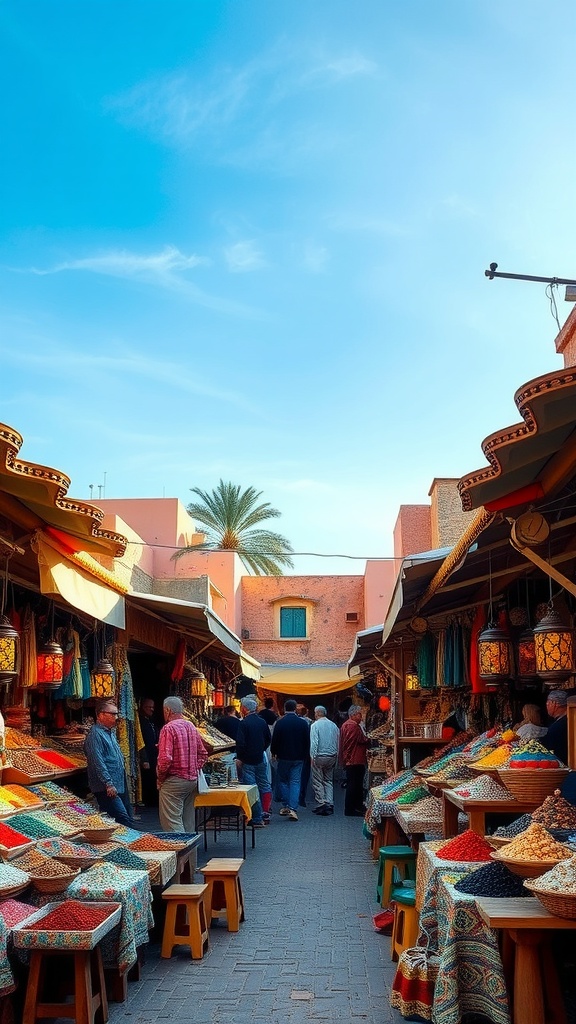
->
xmin=280 ymin=607 xmax=307 ymax=638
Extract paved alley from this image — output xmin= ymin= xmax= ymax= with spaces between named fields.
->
xmin=110 ymin=788 xmax=402 ymax=1024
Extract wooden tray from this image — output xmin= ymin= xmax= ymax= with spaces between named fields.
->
xmin=0 ymin=839 xmax=36 ymax=862
xmin=489 ymin=850 xmax=569 ymax=878
xmin=12 ymin=901 xmax=122 ymax=949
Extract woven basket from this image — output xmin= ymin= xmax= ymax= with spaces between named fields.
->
xmin=80 ymin=827 xmax=117 ymax=843
xmin=29 ymin=868 xmax=80 ymax=894
xmin=489 ymin=850 xmax=567 ymax=878
xmin=486 ymin=835 xmax=512 ymax=849
xmin=367 ymin=749 xmax=391 ymax=773
xmin=524 ymin=881 xmax=576 ymax=919
xmin=54 ymin=854 xmax=101 ymax=871
xmin=0 ymin=881 xmax=30 ymax=899
xmin=497 ymin=769 xmax=570 ymax=802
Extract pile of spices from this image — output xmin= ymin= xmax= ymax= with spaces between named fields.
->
xmin=396 ymin=786 xmax=429 ymax=806
xmin=403 ymin=796 xmax=443 ymax=825
xmin=129 ymin=834 xmax=179 ymax=852
xmin=444 ymin=763 xmax=476 ymax=782
xmin=7 ymin=751 xmax=61 ymax=776
xmin=528 ymin=854 xmax=576 ymax=894
xmin=7 ymin=814 xmax=60 ymax=840
xmin=454 ymin=776 xmax=512 ymax=801
xmin=11 ymin=850 xmax=54 ymax=872
xmin=0 ymin=863 xmax=30 ymax=887
xmin=112 ymin=826 xmax=144 ymax=844
xmin=472 ymin=745 xmax=513 ymax=769
xmin=103 ymin=846 xmax=148 ymax=870
xmin=31 ymin=812 xmax=80 ymax=836
xmin=4 ymin=729 xmax=41 ymax=750
xmin=501 ymin=822 xmax=570 ymax=861
xmin=0 ymin=786 xmax=36 ymax=809
xmin=28 ymin=782 xmax=70 ymax=802
xmin=425 ymin=757 xmax=467 ymax=782
xmin=454 ymin=861 xmax=530 ymax=897
xmin=531 ymin=790 xmax=576 ymax=831
xmin=36 ymin=751 xmax=78 ymax=771
xmin=37 ymin=838 xmax=100 ymax=858
xmin=0 ymin=821 xmax=32 ymax=849
xmin=436 ymin=829 xmax=494 ymax=862
xmin=28 ymin=857 xmax=78 ymax=878
xmin=154 ymin=832 xmax=195 ymax=843
xmin=80 ymin=814 xmax=115 ymax=829
xmin=24 ymin=900 xmax=113 ymax=931
xmin=508 ymin=739 xmax=564 ymax=769
xmin=0 ymin=798 xmax=19 ymax=815
xmin=494 ymin=814 xmax=534 ymax=838
xmin=0 ymin=899 xmax=36 ymax=927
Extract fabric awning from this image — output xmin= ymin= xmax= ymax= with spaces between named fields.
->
xmin=238 ymin=652 xmax=261 ymax=681
xmin=32 ymin=531 xmax=126 ymax=628
xmin=257 ymin=663 xmax=358 ymax=696
xmin=347 ymin=624 xmax=385 ymax=672
xmin=129 ymin=591 xmax=244 ymax=659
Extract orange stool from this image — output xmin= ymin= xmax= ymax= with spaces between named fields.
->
xmin=161 ymin=883 xmax=211 ymax=959
xmin=200 ymin=857 xmax=245 ymax=932
xmin=23 ymin=948 xmax=108 ymax=1024
xmin=390 ymin=883 xmax=419 ymax=962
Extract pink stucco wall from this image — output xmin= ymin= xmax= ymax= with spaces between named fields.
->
xmin=241 ymin=575 xmax=365 ymax=665
xmin=364 ymin=559 xmax=397 ymax=628
xmin=555 ymin=305 xmax=576 ymax=367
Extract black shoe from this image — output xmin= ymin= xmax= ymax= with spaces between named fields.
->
xmin=318 ymin=806 xmax=330 ymax=816
xmin=325 ymin=805 xmax=334 ymax=814
xmin=312 ymin=806 xmax=325 ymax=814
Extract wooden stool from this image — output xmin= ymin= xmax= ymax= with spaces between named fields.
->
xmin=377 ymin=845 xmax=417 ymax=907
xmin=23 ymin=947 xmax=108 ymax=1024
xmin=390 ymin=883 xmax=419 ymax=962
xmin=200 ymin=858 xmax=245 ymax=933
xmin=161 ymin=883 xmax=210 ymax=959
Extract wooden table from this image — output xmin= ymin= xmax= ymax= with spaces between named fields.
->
xmin=194 ymin=785 xmax=258 ymax=858
xmin=476 ymin=896 xmax=576 ymax=1024
xmin=442 ymin=789 xmax=539 ymax=838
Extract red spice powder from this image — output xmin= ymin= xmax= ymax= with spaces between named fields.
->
xmin=436 ymin=829 xmax=493 ymax=862
xmin=0 ymin=822 xmax=31 ymax=849
xmin=27 ymin=901 xmax=113 ymax=931
xmin=36 ymin=751 xmax=76 ymax=770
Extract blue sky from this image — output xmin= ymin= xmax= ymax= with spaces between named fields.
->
xmin=2 ymin=1 xmax=576 ymax=575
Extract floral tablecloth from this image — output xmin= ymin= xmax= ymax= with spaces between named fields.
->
xmin=136 ymin=851 xmax=177 ymax=886
xmin=68 ymin=863 xmax=153 ymax=972
xmin=415 ymin=841 xmax=489 ymax=912
xmin=0 ymin=914 xmax=15 ymax=994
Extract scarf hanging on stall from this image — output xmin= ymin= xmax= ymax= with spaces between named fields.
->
xmin=452 ymin=619 xmax=465 ymax=686
xmin=436 ymin=629 xmax=446 ymax=687
xmin=417 ymin=632 xmax=437 ymax=689
xmin=112 ymin=644 xmax=145 ymax=807
xmin=444 ymin=624 xmax=455 ymax=687
xmin=52 ymin=627 xmax=83 ymax=700
xmin=19 ymin=606 xmax=37 ymax=688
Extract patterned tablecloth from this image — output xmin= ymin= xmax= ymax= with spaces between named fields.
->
xmin=136 ymin=851 xmax=177 ymax=886
xmin=0 ymin=913 xmax=15 ymax=995
xmin=68 ymin=863 xmax=153 ymax=973
xmin=415 ymin=841 xmax=489 ymax=912
xmin=419 ymin=876 xmax=511 ymax=1024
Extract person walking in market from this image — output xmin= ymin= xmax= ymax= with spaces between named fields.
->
xmin=235 ymin=695 xmax=272 ymax=828
xmin=339 ymin=704 xmax=369 ymax=817
xmin=296 ymin=703 xmax=313 ymax=806
xmin=309 ymin=705 xmax=339 ymax=816
xmin=156 ymin=695 xmax=208 ymax=832
xmin=138 ymin=696 xmax=159 ymax=807
xmin=270 ymin=698 xmax=310 ymax=821
xmin=84 ymin=700 xmax=136 ymax=828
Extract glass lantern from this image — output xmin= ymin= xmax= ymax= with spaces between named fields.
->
xmin=478 ymin=622 xmax=513 ymax=684
xmin=534 ymin=607 xmax=574 ymax=683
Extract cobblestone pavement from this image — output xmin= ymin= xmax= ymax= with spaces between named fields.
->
xmin=111 ymin=786 xmax=403 ymax=1024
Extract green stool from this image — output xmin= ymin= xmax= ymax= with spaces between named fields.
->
xmin=390 ymin=881 xmax=418 ymax=961
xmin=376 ymin=845 xmax=417 ymax=907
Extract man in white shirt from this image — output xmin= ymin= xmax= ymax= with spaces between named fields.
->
xmin=309 ymin=706 xmax=339 ymax=816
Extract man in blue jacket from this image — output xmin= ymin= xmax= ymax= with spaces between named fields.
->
xmin=84 ymin=701 xmax=135 ymax=827
xmin=235 ymin=696 xmax=272 ymax=827
xmin=270 ymin=699 xmax=310 ymax=821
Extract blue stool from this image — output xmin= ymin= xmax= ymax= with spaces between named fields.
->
xmin=376 ymin=845 xmax=417 ymax=907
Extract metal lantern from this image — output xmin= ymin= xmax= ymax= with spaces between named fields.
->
xmin=0 ymin=614 xmax=20 ymax=685
xmin=534 ymin=606 xmax=574 ymax=683
xmin=405 ymin=663 xmax=420 ymax=691
xmin=36 ymin=639 xmax=64 ymax=687
xmin=478 ymin=622 xmax=513 ymax=684
xmin=91 ymin=657 xmax=116 ymax=698
xmin=517 ymin=627 xmax=537 ymax=680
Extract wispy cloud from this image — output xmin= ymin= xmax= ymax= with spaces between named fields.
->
xmin=11 ymin=245 xmax=264 ymax=318
xmin=224 ymin=241 xmax=267 ymax=273
xmin=326 ymin=212 xmax=411 ymax=237
xmin=302 ymin=242 xmax=329 ymax=273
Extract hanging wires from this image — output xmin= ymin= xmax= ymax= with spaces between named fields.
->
xmin=545 ymin=281 xmax=562 ymax=333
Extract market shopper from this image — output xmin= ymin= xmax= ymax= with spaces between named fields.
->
xmin=235 ymin=696 xmax=272 ymax=827
xmin=270 ymin=698 xmax=310 ymax=821
xmin=84 ymin=701 xmax=135 ymax=828
xmin=215 ymin=704 xmax=241 ymax=747
xmin=258 ymin=697 xmax=278 ymax=729
xmin=543 ymin=690 xmax=568 ymax=764
xmin=339 ymin=704 xmax=369 ymax=817
xmin=156 ymin=695 xmax=208 ymax=832
xmin=138 ymin=697 xmax=159 ymax=807
xmin=296 ymin=704 xmax=313 ymax=806
xmin=310 ymin=705 xmax=339 ymax=816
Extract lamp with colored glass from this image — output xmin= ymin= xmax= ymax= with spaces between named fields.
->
xmin=0 ymin=560 xmax=19 ymax=685
xmin=405 ymin=662 xmax=420 ymax=691
xmin=91 ymin=656 xmax=116 ymax=698
xmin=534 ymin=605 xmax=573 ymax=683
xmin=477 ymin=552 xmax=512 ymax=685
xmin=36 ymin=639 xmax=64 ymax=687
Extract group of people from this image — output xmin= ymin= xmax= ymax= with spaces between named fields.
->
xmin=83 ymin=692 xmax=372 ymax=838
xmin=84 ymin=695 xmax=208 ymax=834
xmin=515 ymin=691 xmax=569 ymax=763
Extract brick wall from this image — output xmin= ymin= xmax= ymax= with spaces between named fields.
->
xmin=429 ymin=478 xmax=476 ymax=548
xmin=393 ymin=505 xmax=431 ymax=558
xmin=241 ymin=575 xmax=364 ymax=665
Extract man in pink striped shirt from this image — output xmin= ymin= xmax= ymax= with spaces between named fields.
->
xmin=157 ymin=696 xmax=208 ymax=832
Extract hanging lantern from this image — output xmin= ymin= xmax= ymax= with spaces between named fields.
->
xmin=0 ymin=614 xmax=20 ymax=685
xmin=36 ymin=639 xmax=64 ymax=687
xmin=378 ymin=695 xmax=391 ymax=713
xmin=213 ymin=689 xmax=225 ymax=708
xmin=478 ymin=622 xmax=512 ymax=684
xmin=517 ymin=627 xmax=537 ymax=679
xmin=91 ymin=657 xmax=116 ymax=698
xmin=405 ymin=663 xmax=420 ymax=692
xmin=189 ymin=670 xmax=207 ymax=696
xmin=534 ymin=606 xmax=574 ymax=683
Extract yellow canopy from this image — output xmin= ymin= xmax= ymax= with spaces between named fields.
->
xmin=256 ymin=663 xmax=358 ymax=696
xmin=33 ymin=530 xmax=126 ymax=628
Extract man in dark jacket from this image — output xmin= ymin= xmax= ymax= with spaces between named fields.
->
xmin=270 ymin=698 xmax=310 ymax=821
xmin=235 ymin=696 xmax=272 ymax=827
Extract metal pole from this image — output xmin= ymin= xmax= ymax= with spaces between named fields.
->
xmin=485 ymin=262 xmax=576 ymax=286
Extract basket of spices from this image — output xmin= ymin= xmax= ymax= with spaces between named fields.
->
xmin=0 ymin=861 xmax=31 ymax=899
xmin=79 ymin=816 xmax=118 ymax=843
xmin=12 ymin=899 xmax=122 ymax=949
xmin=36 ymin=838 xmax=102 ymax=871
xmin=524 ymin=855 xmax=576 ymax=918
xmin=497 ymin=741 xmax=569 ymax=801
xmin=27 ymin=857 xmax=81 ymax=894
xmin=490 ymin=822 xmax=571 ymax=877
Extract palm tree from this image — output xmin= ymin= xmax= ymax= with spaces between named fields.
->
xmin=173 ymin=480 xmax=295 ymax=575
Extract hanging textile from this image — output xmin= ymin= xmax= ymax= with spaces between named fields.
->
xmin=436 ymin=629 xmax=446 ymax=687
xmin=19 ymin=606 xmax=37 ymax=688
xmin=444 ymin=624 xmax=455 ymax=687
xmin=79 ymin=657 xmax=92 ymax=700
xmin=469 ymin=606 xmax=488 ymax=694
xmin=112 ymin=644 xmax=145 ymax=807
xmin=417 ymin=633 xmax=437 ymax=689
xmin=52 ymin=627 xmax=83 ymax=700
xmin=452 ymin=619 xmax=465 ymax=686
